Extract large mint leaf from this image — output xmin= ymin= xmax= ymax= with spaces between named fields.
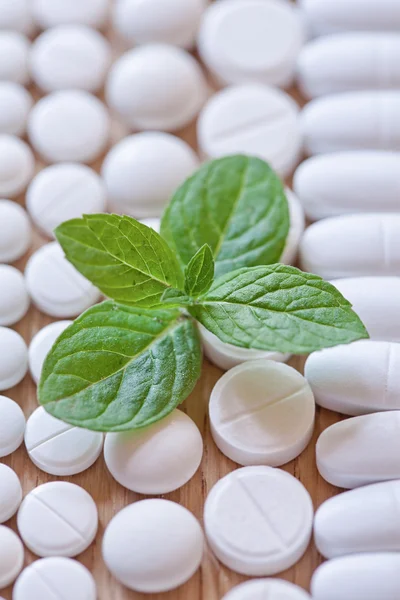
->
xmin=38 ymin=301 xmax=202 ymax=432
xmin=55 ymin=214 xmax=184 ymax=307
xmin=185 ymin=244 xmax=214 ymax=297
xmin=161 ymin=155 xmax=290 ymax=278
xmin=190 ymin=265 xmax=369 ymax=354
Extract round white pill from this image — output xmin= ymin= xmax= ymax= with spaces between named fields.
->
xmin=14 ymin=557 xmax=97 ymax=600
xmin=0 ymin=330 xmax=28 ymax=391
xmin=102 ymin=132 xmax=199 ymax=217
xmin=104 ymin=409 xmax=202 ymax=494
xmin=0 ymin=82 xmax=32 ymax=136
xmin=106 ymin=44 xmax=208 ymax=131
xmin=29 ymin=321 xmax=72 ymax=384
xmin=198 ymin=0 xmax=305 ymax=88
xmin=210 ymin=360 xmax=315 ymax=467
xmin=102 ymin=499 xmax=204 ymax=593
xmin=0 ymin=464 xmax=22 ymax=523
xmin=17 ymin=481 xmax=98 ymax=558
xmin=28 ymin=90 xmax=110 ymax=164
xmin=0 ymin=200 xmax=31 ymax=263
xmin=25 ymin=242 xmax=101 ymax=318
xmin=30 ymin=25 xmax=111 ymax=93
xmin=0 ymin=32 xmax=30 ymax=86
xmin=0 ymin=265 xmax=29 ymax=326
xmin=0 ymin=0 xmax=33 ymax=35
xmin=0 ymin=135 xmax=34 ymax=198
xmin=32 ymin=0 xmax=109 ymax=30
xmin=222 ymin=579 xmax=311 ymax=600
xmin=113 ymin=0 xmax=206 ymax=49
xmin=0 ymin=526 xmax=24 ymax=588
xmin=26 ymin=163 xmax=107 ymax=238
xmin=197 ymin=84 xmax=302 ymax=177
xmin=204 ymin=466 xmax=313 ymax=576
xmin=0 ymin=396 xmax=25 ymax=455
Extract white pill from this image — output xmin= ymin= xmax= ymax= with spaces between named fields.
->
xmin=25 ymin=407 xmax=103 ymax=476
xmin=113 ymin=0 xmax=206 ymax=49
xmin=102 ymin=132 xmax=199 ymax=217
xmin=222 ymin=579 xmax=311 ymax=600
xmin=29 ymin=321 xmax=72 ymax=384
xmin=198 ymin=0 xmax=305 ymax=88
xmin=26 ymin=163 xmax=107 ymax=238
xmin=204 ymin=466 xmax=313 ymax=576
xmin=104 ymin=409 xmax=202 ymax=494
xmin=139 ymin=217 xmax=160 ymax=233
xmin=0 ymin=265 xmax=29 ymax=326
xmin=0 ymin=32 xmax=30 ymax=86
xmin=311 ymin=553 xmax=400 ymax=600
xmin=301 ymin=91 xmax=400 ymax=155
xmin=0 ymin=200 xmax=31 ymax=263
xmin=305 ymin=341 xmax=400 ymax=416
xmin=0 ymin=82 xmax=32 ymax=137
xmin=14 ymin=557 xmax=96 ymax=600
xmin=317 ymin=411 xmax=400 ymax=488
xmin=0 ymin=464 xmax=22 ymax=523
xmin=17 ymin=481 xmax=98 ymax=558
xmin=0 ymin=526 xmax=24 ymax=588
xmin=30 ymin=25 xmax=111 ymax=93
xmin=0 ymin=0 xmax=33 ymax=35
xmin=281 ymin=188 xmax=305 ymax=265
xmin=32 ymin=0 xmax=109 ymax=30
xmin=106 ymin=44 xmax=208 ymax=131
xmin=210 ymin=360 xmax=315 ymax=467
xmin=197 ymin=84 xmax=302 ymax=177
xmin=0 ymin=135 xmax=34 ymax=198
xmin=0 ymin=396 xmax=25 ymax=456
xmin=297 ymin=33 xmax=400 ymax=99
xmin=0 ymin=331 xmax=28 ymax=391
xmin=28 ymin=90 xmax=110 ymax=164
xmin=331 ymin=277 xmax=400 ymax=342
xmin=293 ymin=151 xmax=400 ymax=221
xmin=25 ymin=242 xmax=101 ymax=318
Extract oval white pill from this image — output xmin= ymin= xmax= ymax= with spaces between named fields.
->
xmin=301 ymin=91 xmax=400 ymax=155
xmin=281 ymin=188 xmax=305 ymax=265
xmin=102 ymin=499 xmax=204 ymax=593
xmin=30 ymin=25 xmax=111 ymax=93
xmin=102 ymin=132 xmax=199 ymax=217
xmin=0 ymin=464 xmax=22 ymax=523
xmin=293 ymin=151 xmax=400 ymax=220
xmin=106 ymin=44 xmax=208 ymax=132
xmin=32 ymin=0 xmax=109 ymax=30
xmin=0 ymin=135 xmax=34 ymax=198
xmin=317 ymin=411 xmax=400 ymax=488
xmin=331 ymin=277 xmax=400 ymax=342
xmin=0 ymin=32 xmax=30 ymax=86
xmin=139 ymin=217 xmax=160 ymax=233
xmin=17 ymin=481 xmax=98 ymax=558
xmin=0 ymin=330 xmax=28 ymax=391
xmin=204 ymin=466 xmax=313 ymax=576
xmin=0 ymin=200 xmax=31 ymax=263
xmin=29 ymin=321 xmax=72 ymax=384
xmin=311 ymin=553 xmax=400 ymax=600
xmin=28 ymin=90 xmax=110 ymax=164
xmin=0 ymin=265 xmax=29 ymax=326
xmin=14 ymin=557 xmax=96 ymax=600
xmin=222 ymin=579 xmax=311 ymax=600
xmin=25 ymin=407 xmax=103 ymax=476
xmin=0 ymin=82 xmax=32 ymax=136
xmin=0 ymin=526 xmax=24 ymax=588
xmin=25 ymin=242 xmax=101 ymax=318
xmin=0 ymin=0 xmax=33 ymax=36
xmin=26 ymin=163 xmax=107 ymax=238
xmin=0 ymin=396 xmax=25 ymax=456
xmin=197 ymin=84 xmax=302 ymax=177
xmin=104 ymin=409 xmax=202 ymax=494
xmin=210 ymin=360 xmax=315 ymax=467
xmin=199 ymin=0 xmax=305 ymax=88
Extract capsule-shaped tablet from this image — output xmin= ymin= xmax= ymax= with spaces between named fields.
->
xmin=297 ymin=33 xmax=400 ymax=99
xmin=300 ymin=214 xmax=400 ymax=279
xmin=331 ymin=277 xmax=400 ymax=342
xmin=305 ymin=341 xmax=400 ymax=416
xmin=316 ymin=412 xmax=400 ymax=488
xmin=293 ymin=151 xmax=400 ymax=221
xmin=314 ymin=480 xmax=400 ymax=559
xmin=301 ymin=91 xmax=400 ymax=155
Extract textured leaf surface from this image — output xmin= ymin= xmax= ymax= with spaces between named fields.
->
xmin=39 ymin=301 xmax=202 ymax=431
xmin=161 ymin=155 xmax=290 ymax=278
xmin=190 ymin=265 xmax=369 ymax=354
xmin=56 ymin=214 xmax=184 ymax=307
xmin=185 ymin=244 xmax=214 ymax=297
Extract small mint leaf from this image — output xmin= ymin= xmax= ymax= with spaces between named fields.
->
xmin=184 ymin=244 xmax=214 ymax=297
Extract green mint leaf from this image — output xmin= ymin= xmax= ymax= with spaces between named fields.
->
xmin=38 ymin=301 xmax=202 ymax=432
xmin=161 ymin=155 xmax=290 ymax=278
xmin=184 ymin=244 xmax=214 ymax=297
xmin=161 ymin=288 xmax=192 ymax=306
xmin=55 ymin=214 xmax=184 ymax=308
xmin=190 ymin=264 xmax=369 ymax=354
